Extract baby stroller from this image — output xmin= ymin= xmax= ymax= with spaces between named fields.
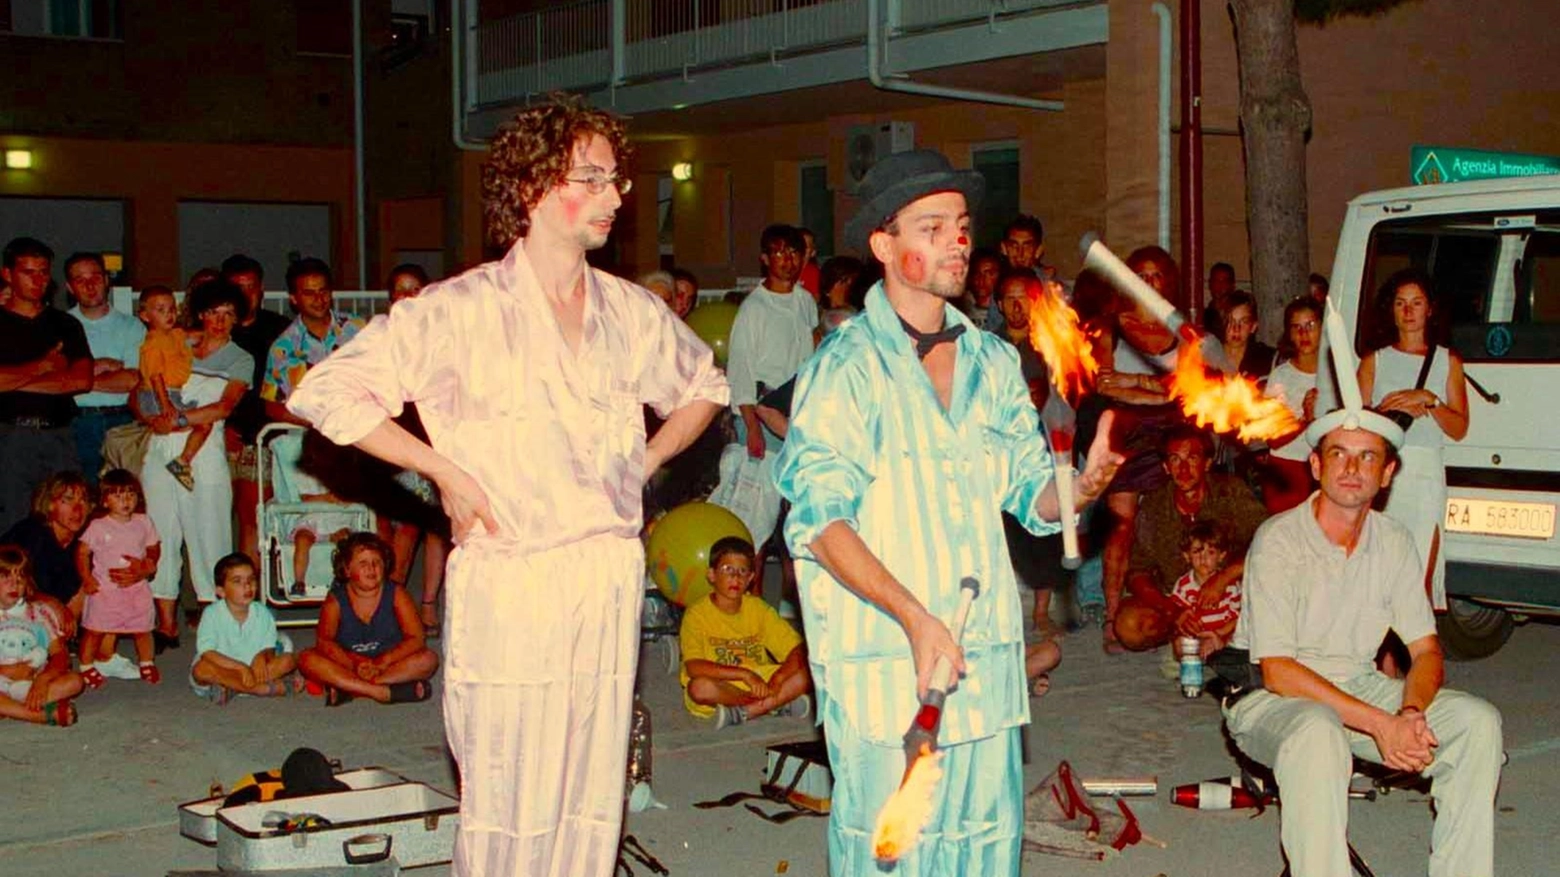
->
xmin=257 ymin=423 xmax=376 ymax=627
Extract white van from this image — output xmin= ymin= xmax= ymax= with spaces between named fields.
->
xmin=1323 ymin=176 xmax=1560 ymax=658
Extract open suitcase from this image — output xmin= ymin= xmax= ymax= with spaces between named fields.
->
xmin=214 ymin=781 xmax=459 ymax=871
xmin=178 ymin=763 xmax=459 ymax=871
xmin=178 ymin=767 xmax=412 ymax=846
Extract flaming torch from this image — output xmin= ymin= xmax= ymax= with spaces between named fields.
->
xmin=1169 ymin=342 xmax=1300 ymax=442
xmin=872 ymin=577 xmax=981 ymax=866
xmin=1077 ymin=233 xmax=1295 ymax=442
xmin=1038 ymin=391 xmax=1084 ymax=570
xmin=1024 ymin=278 xmax=1100 ymax=571
xmin=1025 ymin=279 xmax=1100 ymax=407
xmin=1078 ymin=232 xmax=1198 ymax=348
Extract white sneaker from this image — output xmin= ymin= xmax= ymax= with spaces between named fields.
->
xmin=777 ymin=694 xmax=812 ymax=719
xmin=713 ymin=704 xmax=748 ymax=730
xmin=99 ymin=653 xmax=142 ymax=680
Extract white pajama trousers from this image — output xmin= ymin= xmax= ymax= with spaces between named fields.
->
xmin=144 ymin=427 xmax=233 ymax=602
xmin=443 ymin=534 xmax=644 ymax=877
xmin=1227 ymin=673 xmax=1503 ymax=877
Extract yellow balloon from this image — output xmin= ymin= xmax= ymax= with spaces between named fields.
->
xmin=646 ymin=501 xmax=753 ymax=606
xmin=684 ymin=301 xmax=741 ymax=367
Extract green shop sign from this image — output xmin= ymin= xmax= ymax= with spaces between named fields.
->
xmin=1412 ymin=146 xmax=1560 ymax=185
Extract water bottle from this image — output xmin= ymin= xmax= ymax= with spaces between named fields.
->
xmin=1177 ymin=636 xmax=1203 ymax=698
xmin=625 ymin=695 xmax=652 ymax=794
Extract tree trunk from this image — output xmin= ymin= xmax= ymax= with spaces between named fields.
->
xmin=1228 ymin=0 xmax=1313 ymax=344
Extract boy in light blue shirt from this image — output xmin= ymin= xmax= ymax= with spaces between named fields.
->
xmin=191 ymin=553 xmax=298 ymax=704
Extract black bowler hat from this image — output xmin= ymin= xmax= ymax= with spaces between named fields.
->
xmin=843 ymin=149 xmax=985 ymax=254
xmin=279 ymin=747 xmax=350 ymax=798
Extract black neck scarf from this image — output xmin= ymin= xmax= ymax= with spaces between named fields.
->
xmin=897 ymin=314 xmax=966 ymax=359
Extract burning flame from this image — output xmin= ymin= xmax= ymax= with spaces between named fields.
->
xmin=1169 ymin=342 xmax=1300 ymax=442
xmin=1027 ymin=284 xmax=1100 ymax=407
xmin=872 ymin=745 xmax=946 ymax=864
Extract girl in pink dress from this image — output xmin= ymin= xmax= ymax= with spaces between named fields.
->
xmin=74 ymin=469 xmax=162 ymax=688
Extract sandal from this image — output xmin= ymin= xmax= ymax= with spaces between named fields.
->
xmin=324 ymin=687 xmax=355 ymax=708
xmin=81 ymin=665 xmax=106 ymax=691
xmin=387 ymin=680 xmax=433 ymax=704
xmin=165 ymin=459 xmax=196 ymax=492
xmin=1029 ymin=673 xmax=1052 ymax=698
xmin=139 ymin=662 xmax=161 ymax=685
xmin=43 ymin=700 xmax=78 ymax=727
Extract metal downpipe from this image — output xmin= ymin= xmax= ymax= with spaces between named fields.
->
xmin=866 ymin=0 xmax=1065 ymax=112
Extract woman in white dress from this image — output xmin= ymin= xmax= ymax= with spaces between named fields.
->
xmin=1358 ymin=269 xmax=1470 ymax=609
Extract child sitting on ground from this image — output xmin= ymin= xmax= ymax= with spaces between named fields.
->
xmin=191 ymin=553 xmax=301 ymax=704
xmin=1169 ymin=521 xmax=1242 ymax=658
xmin=297 ymin=533 xmax=438 ymax=707
xmin=74 ymin=469 xmax=162 ymax=688
xmin=0 ymin=545 xmax=84 ymax=727
xmin=680 ymin=536 xmax=812 ymax=729
xmin=137 ymin=286 xmax=209 ymax=492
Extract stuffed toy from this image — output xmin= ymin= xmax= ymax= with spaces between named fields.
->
xmin=0 ymin=622 xmax=47 ymax=701
xmin=0 ymin=624 xmax=47 ymax=670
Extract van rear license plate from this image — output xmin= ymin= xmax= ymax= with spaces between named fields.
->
xmin=1445 ymin=499 xmax=1556 ymax=540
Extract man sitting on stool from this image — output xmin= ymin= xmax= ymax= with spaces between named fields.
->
xmin=1224 ymin=402 xmax=1502 ymax=877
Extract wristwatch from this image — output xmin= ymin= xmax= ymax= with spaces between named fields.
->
xmin=1426 ymin=394 xmax=1440 ymax=410
xmin=1397 ymin=705 xmax=1423 ymax=717
xmin=175 ymin=412 xmax=190 ymax=429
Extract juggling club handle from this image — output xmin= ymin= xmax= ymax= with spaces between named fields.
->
xmin=1050 ymin=430 xmax=1083 ymax=571
xmin=916 ymin=577 xmax=981 ymax=723
xmin=1078 ymin=232 xmax=1192 ymax=341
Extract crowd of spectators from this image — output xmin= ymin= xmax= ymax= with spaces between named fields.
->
xmin=0 ymin=216 xmax=1453 ymax=730
xmin=0 ymin=236 xmax=447 ymax=721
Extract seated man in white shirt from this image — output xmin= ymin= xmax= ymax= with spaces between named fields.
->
xmin=1224 ymin=406 xmax=1503 ymax=877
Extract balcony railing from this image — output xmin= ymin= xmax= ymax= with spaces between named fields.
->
xmin=109 ymin=288 xmax=390 ymax=320
xmin=471 ymin=0 xmax=1077 ymax=109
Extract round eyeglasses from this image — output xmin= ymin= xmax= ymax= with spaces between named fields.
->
xmin=564 ymin=168 xmax=632 ymax=196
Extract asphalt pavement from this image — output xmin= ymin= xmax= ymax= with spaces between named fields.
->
xmin=5 ymin=588 xmax=1558 ymax=877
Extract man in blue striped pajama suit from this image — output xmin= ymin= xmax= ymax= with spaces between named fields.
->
xmin=775 ymin=150 xmax=1121 ymax=876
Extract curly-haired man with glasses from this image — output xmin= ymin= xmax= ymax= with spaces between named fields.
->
xmin=287 ymin=95 xmax=728 ymax=877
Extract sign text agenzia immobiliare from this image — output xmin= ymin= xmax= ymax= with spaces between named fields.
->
xmin=1412 ymin=145 xmax=1560 ymax=185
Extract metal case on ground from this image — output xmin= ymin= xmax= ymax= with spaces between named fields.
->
xmin=178 ymin=767 xmax=411 ymax=846
xmin=212 ymin=781 xmax=459 ymax=871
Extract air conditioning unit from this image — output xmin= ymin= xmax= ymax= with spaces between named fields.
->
xmin=844 ymin=122 xmax=916 ymax=194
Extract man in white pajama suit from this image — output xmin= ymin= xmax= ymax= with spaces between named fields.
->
xmin=288 ymin=97 xmax=728 ymax=876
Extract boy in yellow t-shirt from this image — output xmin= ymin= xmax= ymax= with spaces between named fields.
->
xmin=680 ymin=536 xmax=811 ymax=728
